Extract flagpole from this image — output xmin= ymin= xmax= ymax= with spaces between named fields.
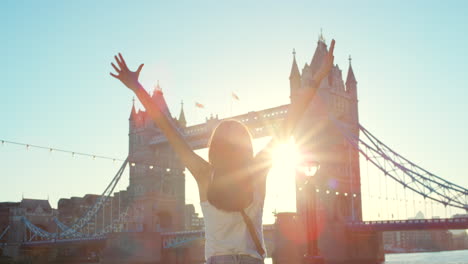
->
xmin=230 ymin=92 xmax=240 ymax=116
xmin=195 ymin=102 xmax=206 ymax=124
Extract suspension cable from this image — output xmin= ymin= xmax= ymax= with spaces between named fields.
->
xmin=395 ymin=179 xmax=399 ymax=219
xmin=385 ymin=173 xmax=389 ymax=219
xmin=404 ymin=186 xmax=408 ymax=219
xmin=366 ymin=148 xmax=371 ymax=220
xmin=331 ymin=118 xmax=468 ymax=210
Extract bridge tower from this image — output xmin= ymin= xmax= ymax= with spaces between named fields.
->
xmin=128 ymin=86 xmax=186 ymax=233
xmin=291 ymin=35 xmax=382 ymax=263
xmin=293 ymin=36 xmax=361 ymax=222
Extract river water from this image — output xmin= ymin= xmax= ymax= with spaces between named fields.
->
xmin=384 ymin=250 xmax=468 ymax=264
xmin=263 ymin=250 xmax=468 ymax=264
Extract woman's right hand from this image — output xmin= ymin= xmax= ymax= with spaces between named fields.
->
xmin=110 ymin=53 xmax=144 ymax=92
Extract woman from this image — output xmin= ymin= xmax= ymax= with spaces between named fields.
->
xmin=110 ymin=40 xmax=335 ymax=264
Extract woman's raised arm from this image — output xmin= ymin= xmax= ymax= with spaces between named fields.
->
xmin=110 ymin=53 xmax=211 ymax=185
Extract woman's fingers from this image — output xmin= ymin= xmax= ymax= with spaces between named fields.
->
xmin=325 ymin=40 xmax=335 ymax=68
xmin=321 ymin=40 xmax=335 ymax=74
xmin=111 ymin=62 xmax=120 ymax=73
xmin=118 ymin=53 xmax=128 ymax=68
xmin=312 ymin=40 xmax=336 ymax=81
xmin=329 ymin=39 xmax=335 ymax=57
xmin=110 ymin=72 xmax=119 ymax=79
xmin=136 ymin=63 xmax=144 ymax=75
xmin=114 ymin=55 xmax=123 ymax=68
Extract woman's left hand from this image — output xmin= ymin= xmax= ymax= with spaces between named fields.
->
xmin=110 ymin=53 xmax=144 ymax=92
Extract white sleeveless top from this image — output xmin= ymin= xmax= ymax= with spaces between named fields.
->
xmin=200 ymin=192 xmax=266 ymax=260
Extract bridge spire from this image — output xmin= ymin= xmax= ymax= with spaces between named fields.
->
xmin=319 ymin=27 xmax=325 ymax=43
xmin=289 ymin=48 xmax=300 ymax=80
xmin=310 ymin=30 xmax=328 ymax=76
xmin=178 ymin=100 xmax=187 ymax=127
xmin=289 ymin=48 xmax=301 ymax=103
xmin=129 ymin=97 xmax=137 ymax=120
xmin=155 ymin=80 xmax=162 ymax=92
xmin=346 ymin=55 xmax=357 ymax=86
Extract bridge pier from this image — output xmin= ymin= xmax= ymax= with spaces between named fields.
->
xmin=272 ymin=213 xmax=384 ymax=264
xmin=272 ymin=213 xmax=307 ymax=264
xmin=162 ymin=248 xmax=189 ymax=264
xmin=319 ymin=222 xmax=384 ymax=264
xmin=349 ymin=231 xmax=384 ymax=264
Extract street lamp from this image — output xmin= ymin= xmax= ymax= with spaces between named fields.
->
xmin=299 ymin=161 xmax=320 ymax=178
xmin=298 ymin=158 xmax=323 ymax=264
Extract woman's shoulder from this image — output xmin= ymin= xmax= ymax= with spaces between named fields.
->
xmin=197 ymin=168 xmax=213 ymax=202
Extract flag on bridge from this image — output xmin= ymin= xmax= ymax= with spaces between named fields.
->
xmin=195 ymin=102 xmax=205 ymax=109
xmin=231 ymin=92 xmax=240 ymax=101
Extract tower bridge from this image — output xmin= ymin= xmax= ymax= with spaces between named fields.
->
xmin=1 ymin=36 xmax=467 ymax=264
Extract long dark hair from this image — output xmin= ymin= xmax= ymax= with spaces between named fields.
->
xmin=207 ymin=120 xmax=254 ymax=211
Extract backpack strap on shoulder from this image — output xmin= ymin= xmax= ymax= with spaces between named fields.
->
xmin=240 ymin=209 xmax=265 ymax=257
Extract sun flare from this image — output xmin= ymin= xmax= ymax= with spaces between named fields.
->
xmin=271 ymin=139 xmax=300 ymax=171
xmin=265 ymin=139 xmax=301 ymax=216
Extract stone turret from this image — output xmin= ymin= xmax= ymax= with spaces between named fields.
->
xmin=129 ymin=98 xmax=137 ymax=132
xmin=300 ymin=33 xmax=330 ymax=90
xmin=346 ymin=56 xmax=357 ymax=90
xmin=129 ymin=98 xmax=138 ymax=156
xmin=129 ymin=98 xmax=137 ymax=121
xmin=346 ymin=56 xmax=359 ymax=126
xmin=178 ymin=101 xmax=187 ymax=128
xmin=289 ymin=49 xmax=301 ymax=103
xmin=309 ymin=34 xmax=328 ymax=77
xmin=151 ymin=82 xmax=172 ymax=119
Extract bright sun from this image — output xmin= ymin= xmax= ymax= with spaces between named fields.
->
xmin=264 ymin=139 xmax=300 ymax=219
xmin=271 ymin=139 xmax=300 ymax=171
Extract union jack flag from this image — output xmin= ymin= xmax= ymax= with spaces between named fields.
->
xmin=195 ymin=102 xmax=205 ymax=109
xmin=231 ymin=92 xmax=240 ymax=101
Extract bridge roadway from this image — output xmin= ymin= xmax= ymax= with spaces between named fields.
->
xmin=21 ymin=236 xmax=106 ymax=247
xmin=17 ymin=218 xmax=468 ymax=248
xmin=348 ymin=217 xmax=468 ymax=232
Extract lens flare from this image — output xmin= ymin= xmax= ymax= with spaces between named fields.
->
xmin=268 ymin=139 xmax=300 ymax=213
xmin=271 ymin=139 xmax=299 ymax=171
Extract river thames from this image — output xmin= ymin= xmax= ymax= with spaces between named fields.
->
xmin=263 ymin=250 xmax=468 ymax=264
xmin=384 ymin=250 xmax=468 ymax=264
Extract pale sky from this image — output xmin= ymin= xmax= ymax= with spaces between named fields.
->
xmin=1 ymin=0 xmax=467 ymax=224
